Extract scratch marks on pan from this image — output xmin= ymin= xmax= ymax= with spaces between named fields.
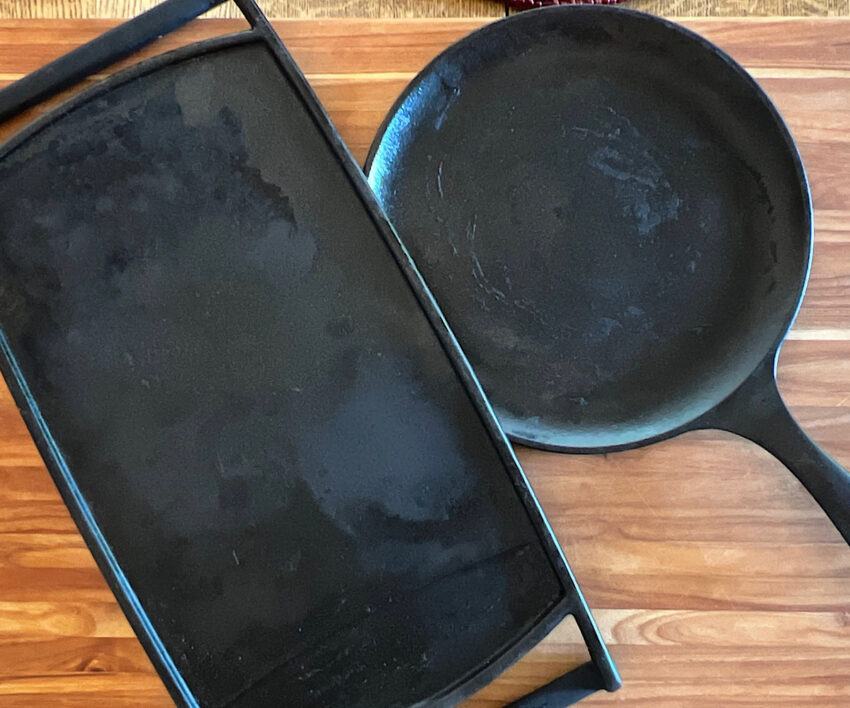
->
xmin=471 ymin=256 xmax=507 ymax=304
xmin=570 ymin=125 xmax=606 ymax=141
xmin=446 ymin=232 xmax=459 ymax=256
xmin=466 ymin=213 xmax=477 ymax=244
xmin=434 ymin=79 xmax=461 ymax=132
xmin=455 ymin=213 xmax=549 ymax=323
xmin=581 ymin=106 xmax=681 ymax=237
xmin=511 ymin=297 xmax=551 ymax=327
xmin=467 ymin=213 xmax=507 ymax=304
xmin=590 ymin=146 xmax=658 ymax=189
xmin=436 ymin=160 xmax=445 ymax=200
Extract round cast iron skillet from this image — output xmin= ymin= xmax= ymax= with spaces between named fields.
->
xmin=365 ymin=7 xmax=850 ymax=543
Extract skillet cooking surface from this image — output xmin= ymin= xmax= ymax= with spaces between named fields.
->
xmin=367 ymin=8 xmax=809 ymax=450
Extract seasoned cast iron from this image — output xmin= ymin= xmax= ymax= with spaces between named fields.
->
xmin=366 ymin=6 xmax=850 ymax=543
xmin=0 ymin=1 xmax=619 ymax=706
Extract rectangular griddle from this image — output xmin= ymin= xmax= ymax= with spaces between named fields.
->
xmin=0 ymin=2 xmax=618 ymax=706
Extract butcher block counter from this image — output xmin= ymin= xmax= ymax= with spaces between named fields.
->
xmin=0 ymin=15 xmax=848 ymax=707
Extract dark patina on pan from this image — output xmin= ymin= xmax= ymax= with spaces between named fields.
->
xmin=0 ymin=1 xmax=619 ymax=706
xmin=366 ymin=6 xmax=850 ymax=544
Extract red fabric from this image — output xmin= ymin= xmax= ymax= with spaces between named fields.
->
xmin=508 ymin=0 xmax=627 ymax=9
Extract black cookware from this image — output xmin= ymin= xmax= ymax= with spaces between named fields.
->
xmin=0 ymin=1 xmax=620 ymax=705
xmin=366 ymin=6 xmax=850 ymax=544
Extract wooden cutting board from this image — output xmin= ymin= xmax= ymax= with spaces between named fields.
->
xmin=0 ymin=17 xmax=848 ymax=708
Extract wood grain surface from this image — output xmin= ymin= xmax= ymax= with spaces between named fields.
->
xmin=0 ymin=0 xmax=849 ymax=19
xmin=0 ymin=15 xmax=849 ymax=708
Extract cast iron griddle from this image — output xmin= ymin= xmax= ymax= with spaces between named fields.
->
xmin=0 ymin=1 xmax=619 ymax=705
xmin=366 ymin=6 xmax=850 ymax=543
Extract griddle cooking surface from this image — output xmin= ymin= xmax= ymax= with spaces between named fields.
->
xmin=0 ymin=40 xmax=566 ymax=707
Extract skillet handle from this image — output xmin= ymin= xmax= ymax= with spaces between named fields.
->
xmin=700 ymin=352 xmax=850 ymax=545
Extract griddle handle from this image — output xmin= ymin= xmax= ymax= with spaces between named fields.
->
xmin=506 ymin=661 xmax=604 ymax=708
xmin=507 ymin=598 xmax=621 ymax=708
xmin=703 ymin=351 xmax=850 ymax=545
xmin=0 ymin=0 xmax=228 ymax=124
